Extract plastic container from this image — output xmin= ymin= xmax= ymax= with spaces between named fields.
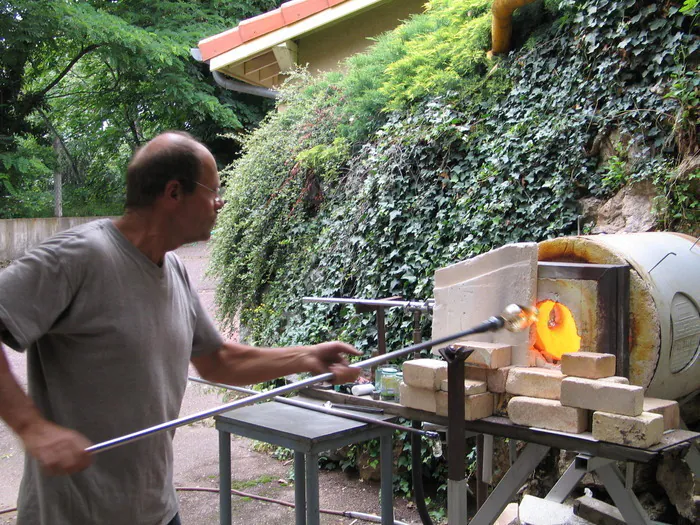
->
xmin=351 ymin=384 xmax=375 ymax=396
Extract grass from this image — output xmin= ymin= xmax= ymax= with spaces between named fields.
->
xmin=231 ymin=475 xmax=279 ymax=491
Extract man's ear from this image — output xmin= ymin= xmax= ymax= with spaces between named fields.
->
xmin=163 ymin=180 xmax=181 ymax=202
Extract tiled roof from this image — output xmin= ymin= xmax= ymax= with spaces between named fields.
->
xmin=199 ymin=0 xmax=351 ymax=62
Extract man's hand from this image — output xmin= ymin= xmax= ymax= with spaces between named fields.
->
xmin=20 ymin=420 xmax=93 ymax=475
xmin=306 ymin=341 xmax=362 ymax=384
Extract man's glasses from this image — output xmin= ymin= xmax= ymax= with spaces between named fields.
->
xmin=194 ymin=181 xmax=224 ymax=203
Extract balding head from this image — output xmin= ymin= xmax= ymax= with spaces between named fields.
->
xmin=125 ymin=132 xmax=213 ymax=209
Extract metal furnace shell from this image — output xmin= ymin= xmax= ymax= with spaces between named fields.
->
xmin=539 ymin=233 xmax=700 ymax=400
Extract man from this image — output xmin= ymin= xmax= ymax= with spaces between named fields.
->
xmin=0 ymin=132 xmax=360 ymax=525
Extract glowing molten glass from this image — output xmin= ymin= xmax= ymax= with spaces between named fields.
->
xmin=534 ymin=300 xmax=581 ymax=360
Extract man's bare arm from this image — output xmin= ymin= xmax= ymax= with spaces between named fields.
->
xmin=191 ymin=340 xmax=361 ymax=386
xmin=0 ymin=340 xmax=92 ymax=475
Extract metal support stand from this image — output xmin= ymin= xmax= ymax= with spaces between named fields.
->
xmin=469 ymin=443 xmax=551 ymax=525
xmin=545 ymin=454 xmax=654 ymax=524
xmin=545 ymin=461 xmax=586 ymax=503
xmin=508 ymin=439 xmax=517 ymax=466
xmin=439 ymin=345 xmax=470 ymax=525
xmin=216 ymin=400 xmax=395 ymax=525
xmin=381 ymin=434 xmax=395 ymax=524
xmin=341 ymin=296 xmax=430 ymax=382
xmin=482 ymin=434 xmax=494 ymax=485
xmin=305 ymin=453 xmax=320 ymax=525
xmin=476 ymin=435 xmax=488 ymax=508
xmin=685 ymin=445 xmax=700 ymax=478
xmin=596 ymin=462 xmax=652 ymax=525
xmin=295 ymin=452 xmax=306 ymax=524
xmin=219 ymin=432 xmax=231 ymax=525
xmin=625 ymin=462 xmax=634 ymax=489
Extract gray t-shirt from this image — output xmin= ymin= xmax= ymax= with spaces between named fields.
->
xmin=0 ymin=219 xmax=224 ymax=525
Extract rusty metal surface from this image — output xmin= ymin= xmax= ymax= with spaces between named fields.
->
xmin=538 ymin=237 xmax=659 ymax=389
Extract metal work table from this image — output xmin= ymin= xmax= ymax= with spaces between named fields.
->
xmin=215 ymin=396 xmax=396 ymax=525
xmin=304 ymin=388 xmax=700 ymax=525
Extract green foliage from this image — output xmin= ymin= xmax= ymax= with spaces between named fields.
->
xmin=1 ymin=0 xmax=281 ymax=218
xmin=654 ymin=168 xmax=700 ymax=234
xmin=681 ymin=0 xmax=699 ymax=14
xmin=329 ymin=0 xmax=513 ymax=141
xmin=0 ymin=135 xmax=55 ymax=218
xmin=211 ymin=70 xmax=351 ymax=334
xmin=212 ymin=0 xmax=697 ymax=478
xmin=378 ymin=0 xmax=494 ymax=110
xmin=214 ymin=0 xmax=697 ymax=342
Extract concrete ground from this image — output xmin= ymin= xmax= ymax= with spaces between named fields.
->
xmin=0 ymin=241 xmax=424 ymax=525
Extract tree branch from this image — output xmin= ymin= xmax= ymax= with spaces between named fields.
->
xmin=14 ymin=45 xmax=103 ymax=127
xmin=44 ymin=88 xmax=118 ymax=100
xmin=37 ymin=109 xmax=81 ymax=182
xmin=37 ymin=44 xmax=102 ymax=99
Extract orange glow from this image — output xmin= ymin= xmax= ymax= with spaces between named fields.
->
xmin=534 ymin=300 xmax=581 ymax=360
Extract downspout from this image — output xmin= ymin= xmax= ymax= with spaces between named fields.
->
xmin=491 ymin=0 xmax=538 ymax=54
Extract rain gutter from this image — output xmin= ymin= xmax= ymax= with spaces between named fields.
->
xmin=190 ymin=47 xmax=279 ymax=100
xmin=212 ymin=71 xmax=279 ymax=99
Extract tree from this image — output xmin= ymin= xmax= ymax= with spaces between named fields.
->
xmin=0 ymin=0 xmax=281 ymax=218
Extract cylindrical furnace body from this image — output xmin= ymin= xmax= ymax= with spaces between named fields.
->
xmin=539 ymin=233 xmax=700 ymax=401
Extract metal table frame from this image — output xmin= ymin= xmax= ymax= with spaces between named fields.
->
xmin=304 ymin=388 xmax=700 ymax=524
xmin=215 ymin=397 xmax=396 ymax=525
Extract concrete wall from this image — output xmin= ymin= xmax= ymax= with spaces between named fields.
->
xmin=0 ymin=217 xmax=116 ymax=261
xmin=298 ymin=0 xmax=425 ymax=75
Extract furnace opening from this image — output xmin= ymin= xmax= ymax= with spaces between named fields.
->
xmin=534 ymin=300 xmax=581 ymax=360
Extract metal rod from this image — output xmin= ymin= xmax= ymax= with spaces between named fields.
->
xmin=440 ymin=347 xmax=472 ymax=490
xmin=87 ymin=372 xmax=334 ymax=454
xmin=303 ymin=296 xmax=434 ymax=312
xmin=476 ymin=434 xmax=488 ymax=509
xmin=86 ymin=307 xmax=526 ymax=454
xmin=411 ymin=420 xmax=434 ymax=525
xmin=412 ymin=310 xmax=422 ymax=345
xmin=648 ymin=251 xmax=676 ymax=273
xmin=187 ymin=376 xmax=438 ymax=439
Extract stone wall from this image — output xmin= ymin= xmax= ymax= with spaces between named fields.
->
xmin=0 ymin=217 xmax=116 ymax=261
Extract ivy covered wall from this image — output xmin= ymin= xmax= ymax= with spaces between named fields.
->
xmin=211 ymin=0 xmax=698 ymax=358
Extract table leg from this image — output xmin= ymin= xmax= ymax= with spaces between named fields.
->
xmin=595 ymin=462 xmax=652 ymax=525
xmin=380 ymin=433 xmax=394 ymax=524
xmin=445 ymin=348 xmax=467 ymax=525
xmin=295 ymin=452 xmax=306 ymax=525
xmin=306 ymin=453 xmax=320 ymax=525
xmin=219 ymin=431 xmax=231 ymax=525
xmin=545 ymin=460 xmax=586 ymax=503
xmin=476 ymin=434 xmax=488 ymax=509
xmin=469 ymin=443 xmax=550 ymax=525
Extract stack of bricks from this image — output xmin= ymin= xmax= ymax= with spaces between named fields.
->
xmin=558 ymin=352 xmax=678 ymax=447
xmin=505 ymin=351 xmax=679 ymax=445
xmin=504 ymin=352 xmax=583 ymax=434
xmin=398 ymin=345 xmax=679 ymax=449
xmin=399 ymin=341 xmax=514 ymax=421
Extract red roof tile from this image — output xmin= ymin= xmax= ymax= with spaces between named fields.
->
xmin=199 ymin=27 xmax=242 ymax=62
xmin=282 ymin=0 xmax=330 ymax=23
xmin=199 ymin=0 xmax=350 ymax=61
xmin=239 ymin=8 xmax=286 ymax=43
